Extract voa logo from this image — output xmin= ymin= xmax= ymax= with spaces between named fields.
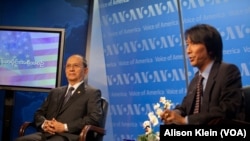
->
xmin=180 ymin=0 xmax=229 ymax=10
xmin=101 ymin=1 xmax=178 ymax=25
xmin=106 ymin=68 xmax=196 ymax=86
xmin=110 ymin=102 xmax=178 ymax=116
xmin=103 ymin=24 xmax=250 ymax=56
xmin=113 ymin=134 xmax=135 ymax=141
xmin=218 ymin=24 xmax=250 ymax=40
xmin=100 ymin=0 xmax=229 ymax=26
xmin=241 ymin=63 xmax=250 ymax=77
xmin=110 ymin=103 xmax=153 ymax=116
xmin=106 ymin=62 xmax=250 ymax=86
xmin=104 ymin=34 xmax=182 ymax=56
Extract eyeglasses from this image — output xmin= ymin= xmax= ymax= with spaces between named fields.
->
xmin=65 ymin=64 xmax=83 ymax=69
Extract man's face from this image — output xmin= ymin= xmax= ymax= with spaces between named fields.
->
xmin=186 ymin=37 xmax=211 ymax=71
xmin=65 ymin=56 xmax=88 ymax=84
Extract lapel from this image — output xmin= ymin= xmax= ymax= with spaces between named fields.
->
xmin=55 ymin=87 xmax=68 ymax=116
xmin=201 ymin=62 xmax=220 ymax=111
xmin=59 ymin=83 xmax=86 ymax=113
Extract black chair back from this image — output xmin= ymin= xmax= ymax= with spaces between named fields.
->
xmin=93 ymin=97 xmax=108 ymax=141
xmin=100 ymin=97 xmax=108 ymax=128
xmin=242 ymin=86 xmax=250 ymax=122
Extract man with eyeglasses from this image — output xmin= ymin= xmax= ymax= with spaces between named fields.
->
xmin=16 ymin=54 xmax=103 ymax=141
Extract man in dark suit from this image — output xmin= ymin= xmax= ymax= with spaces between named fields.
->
xmin=160 ymin=24 xmax=244 ymax=125
xmin=16 ymin=54 xmax=103 ymax=141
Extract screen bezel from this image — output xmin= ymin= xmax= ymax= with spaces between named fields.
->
xmin=0 ymin=26 xmax=65 ymax=92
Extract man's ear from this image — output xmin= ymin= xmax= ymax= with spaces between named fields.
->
xmin=84 ymin=67 xmax=89 ymax=74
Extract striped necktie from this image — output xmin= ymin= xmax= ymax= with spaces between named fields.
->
xmin=193 ymin=75 xmax=204 ymax=114
xmin=63 ymin=87 xmax=74 ymax=105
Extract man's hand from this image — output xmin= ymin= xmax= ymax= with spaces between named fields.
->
xmin=42 ymin=118 xmax=66 ymax=134
xmin=160 ymin=109 xmax=186 ymax=125
xmin=51 ymin=118 xmax=66 ymax=133
xmin=42 ymin=119 xmax=55 ymax=134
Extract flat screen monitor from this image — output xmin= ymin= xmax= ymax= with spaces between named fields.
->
xmin=0 ymin=26 xmax=65 ymax=92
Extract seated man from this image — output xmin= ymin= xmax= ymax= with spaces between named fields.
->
xmin=161 ymin=24 xmax=245 ymax=125
xmin=16 ymin=54 xmax=103 ymax=141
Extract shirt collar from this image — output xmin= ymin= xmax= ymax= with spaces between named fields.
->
xmin=200 ymin=61 xmax=214 ymax=80
xmin=68 ymin=80 xmax=84 ymax=92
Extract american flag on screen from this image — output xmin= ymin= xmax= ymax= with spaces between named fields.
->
xmin=0 ymin=30 xmax=60 ymax=88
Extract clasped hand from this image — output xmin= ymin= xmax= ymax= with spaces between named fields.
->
xmin=42 ymin=118 xmax=65 ymax=134
xmin=160 ymin=109 xmax=186 ymax=125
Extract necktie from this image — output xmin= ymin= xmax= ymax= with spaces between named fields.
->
xmin=63 ymin=87 xmax=74 ymax=105
xmin=193 ymin=75 xmax=204 ymax=114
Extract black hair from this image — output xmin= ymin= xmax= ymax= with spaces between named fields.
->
xmin=66 ymin=54 xmax=88 ymax=68
xmin=81 ymin=56 xmax=88 ymax=68
xmin=184 ymin=24 xmax=223 ymax=62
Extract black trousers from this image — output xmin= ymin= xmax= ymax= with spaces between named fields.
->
xmin=15 ymin=132 xmax=68 ymax=141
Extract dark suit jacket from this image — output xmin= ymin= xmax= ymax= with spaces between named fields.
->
xmin=34 ymin=82 xmax=103 ymax=141
xmin=175 ymin=62 xmax=244 ymax=125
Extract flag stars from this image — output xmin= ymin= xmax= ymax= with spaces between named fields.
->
xmin=17 ymin=42 xmax=22 ymax=47
xmin=4 ymin=52 xmax=10 ymax=57
xmin=24 ymin=46 xmax=29 ymax=50
xmin=18 ymin=50 xmax=23 ymax=55
xmin=23 ymin=37 xmax=28 ymax=42
xmin=26 ymin=55 xmax=30 ymax=59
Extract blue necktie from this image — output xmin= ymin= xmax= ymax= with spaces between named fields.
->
xmin=63 ymin=87 xmax=74 ymax=105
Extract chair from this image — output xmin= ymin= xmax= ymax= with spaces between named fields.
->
xmin=19 ymin=97 xmax=109 ymax=141
xmin=242 ymin=86 xmax=250 ymax=122
xmin=208 ymin=86 xmax=250 ymax=125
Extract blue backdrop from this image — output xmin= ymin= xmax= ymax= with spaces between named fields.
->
xmin=97 ymin=0 xmax=250 ymax=140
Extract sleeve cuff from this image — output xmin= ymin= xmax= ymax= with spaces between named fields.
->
xmin=185 ymin=116 xmax=188 ymax=125
xmin=64 ymin=124 xmax=68 ymax=131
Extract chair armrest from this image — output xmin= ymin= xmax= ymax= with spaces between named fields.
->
xmin=79 ymin=125 xmax=106 ymax=141
xmin=19 ymin=121 xmax=34 ymax=137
